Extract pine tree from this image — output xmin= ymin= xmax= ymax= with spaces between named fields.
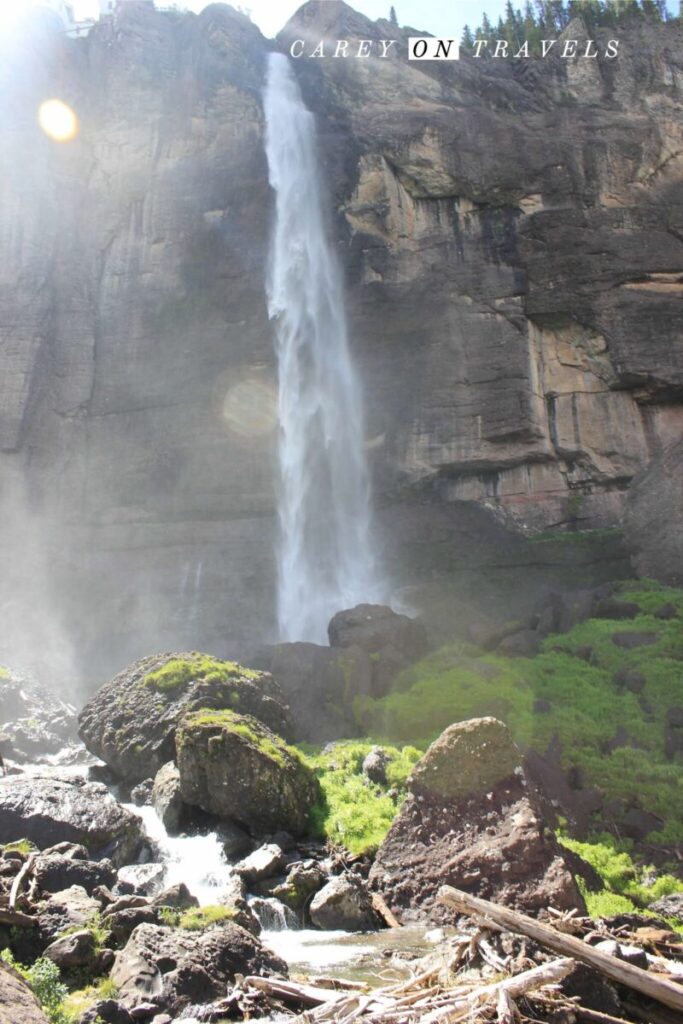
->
xmin=389 ymin=5 xmax=398 ymax=26
xmin=461 ymin=24 xmax=474 ymax=50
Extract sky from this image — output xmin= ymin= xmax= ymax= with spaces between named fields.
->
xmin=10 ymin=0 xmax=681 ymax=42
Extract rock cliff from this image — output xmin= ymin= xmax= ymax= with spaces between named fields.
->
xmin=0 ymin=1 xmax=681 ymax=683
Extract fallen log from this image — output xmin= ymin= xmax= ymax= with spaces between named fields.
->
xmin=439 ymin=885 xmax=683 ymax=1014
xmin=0 ymin=907 xmax=35 ymax=927
xmin=371 ymin=892 xmax=401 ymax=929
xmin=9 ymin=853 xmax=36 ymax=911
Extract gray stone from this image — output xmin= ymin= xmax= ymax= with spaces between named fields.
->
xmin=309 ymin=874 xmax=378 ymax=932
xmin=44 ymin=929 xmax=97 ymax=969
xmin=234 ymin=844 xmax=285 ymax=884
xmin=151 ymin=762 xmax=183 ymax=834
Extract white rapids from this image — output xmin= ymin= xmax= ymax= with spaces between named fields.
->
xmin=263 ymin=52 xmax=382 ymax=644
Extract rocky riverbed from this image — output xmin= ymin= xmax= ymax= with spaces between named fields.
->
xmin=1 ymin=596 xmax=683 ymax=1022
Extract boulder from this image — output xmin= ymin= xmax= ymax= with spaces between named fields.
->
xmin=78 ymin=652 xmax=294 ymax=783
xmin=152 ymin=884 xmax=198 ymax=911
xmin=43 ymin=928 xmax=98 ymax=970
xmin=370 ymin=718 xmax=583 ymax=922
xmin=234 ymin=844 xmax=285 ymax=883
xmin=176 ymin=711 xmax=320 ymax=837
xmin=111 ymin=922 xmax=286 ymax=1014
xmin=33 ymin=854 xmax=116 ymax=895
xmin=38 ymin=886 xmax=101 ymax=943
xmin=0 ymin=961 xmax=50 ymax=1024
xmin=611 ymin=632 xmax=657 ymax=649
xmin=151 ymin=762 xmax=183 ymax=834
xmin=117 ymin=864 xmax=166 ymax=897
xmin=328 ymin=604 xmax=429 ymax=661
xmin=0 ymin=776 xmax=143 ymax=866
xmin=362 ymin=746 xmax=391 ymax=786
xmin=650 ymin=893 xmax=683 ymax=923
xmin=309 ymin=874 xmax=379 ymax=932
xmin=272 ymin=861 xmax=326 ymax=914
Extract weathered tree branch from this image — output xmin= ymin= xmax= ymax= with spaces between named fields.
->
xmin=439 ymin=885 xmax=683 ymax=1014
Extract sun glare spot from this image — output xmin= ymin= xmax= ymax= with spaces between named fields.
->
xmin=38 ymin=98 xmax=79 ymax=142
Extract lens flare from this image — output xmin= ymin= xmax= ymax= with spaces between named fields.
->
xmin=38 ymin=99 xmax=79 ymax=142
xmin=222 ymin=379 xmax=277 ymax=438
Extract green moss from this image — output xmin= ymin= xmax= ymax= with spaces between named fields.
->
xmin=177 ymin=905 xmax=236 ymax=931
xmin=141 ymin=654 xmax=258 ymax=694
xmin=354 ymin=581 xmax=683 ymax=850
xmin=1 ymin=839 xmax=37 ymax=856
xmin=183 ymin=707 xmax=303 ymax=769
xmin=303 ymin=742 xmax=422 ymax=856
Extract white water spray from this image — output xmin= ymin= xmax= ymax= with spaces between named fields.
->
xmin=264 ymin=53 xmax=381 ymax=643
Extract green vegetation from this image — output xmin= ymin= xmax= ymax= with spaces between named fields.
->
xmin=1 ymin=839 xmax=37 ymax=856
xmin=354 ymin=581 xmax=683 ymax=848
xmin=176 ymin=905 xmax=236 ymax=930
xmin=303 ymin=741 xmax=422 ymax=856
xmin=461 ymin=0 xmax=671 ymax=54
xmin=559 ymin=833 xmax=683 ymax=924
xmin=1 ymin=950 xmax=69 ymax=1024
xmin=57 ymin=913 xmax=109 ymax=951
xmin=0 ymin=665 xmax=9 ymax=680
xmin=61 ymin=978 xmax=118 ymax=1023
xmin=141 ymin=654 xmax=258 ymax=693
xmin=184 ymin=708 xmax=304 ymax=769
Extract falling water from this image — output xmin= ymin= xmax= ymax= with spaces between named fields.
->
xmin=264 ymin=53 xmax=380 ymax=644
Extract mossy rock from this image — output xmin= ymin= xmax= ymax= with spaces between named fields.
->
xmin=409 ymin=717 xmax=520 ymax=800
xmin=78 ymin=652 xmax=293 ymax=783
xmin=176 ymin=710 xmax=320 ymax=837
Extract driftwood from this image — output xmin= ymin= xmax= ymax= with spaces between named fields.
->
xmin=0 ymin=906 xmax=35 ymax=927
xmin=371 ymin=892 xmax=401 ymax=929
xmin=9 ymin=853 xmax=36 ymax=911
xmin=439 ymin=885 xmax=683 ymax=1015
xmin=246 ymin=956 xmax=575 ymax=1023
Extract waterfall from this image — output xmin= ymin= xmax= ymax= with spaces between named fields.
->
xmin=264 ymin=53 xmax=380 ymax=644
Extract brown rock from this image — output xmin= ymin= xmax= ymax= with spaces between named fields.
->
xmin=370 ymin=718 xmax=583 ymax=921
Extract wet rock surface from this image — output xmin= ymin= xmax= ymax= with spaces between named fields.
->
xmin=310 ymin=874 xmax=380 ymax=932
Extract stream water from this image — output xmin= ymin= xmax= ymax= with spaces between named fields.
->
xmin=263 ymin=53 xmax=382 ymax=644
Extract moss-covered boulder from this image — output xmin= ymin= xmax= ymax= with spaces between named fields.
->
xmin=176 ymin=710 xmax=320 ymax=837
xmin=409 ymin=717 xmax=520 ymax=801
xmin=370 ymin=717 xmax=583 ymax=921
xmin=78 ymin=652 xmax=294 ymax=783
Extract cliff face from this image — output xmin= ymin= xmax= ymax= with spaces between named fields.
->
xmin=0 ymin=1 xmax=681 ymax=682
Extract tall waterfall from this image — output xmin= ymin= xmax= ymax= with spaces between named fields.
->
xmin=264 ymin=53 xmax=380 ymax=644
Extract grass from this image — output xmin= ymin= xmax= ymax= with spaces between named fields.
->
xmin=559 ymin=833 xmax=683 ymax=927
xmin=141 ymin=654 xmax=259 ymax=693
xmin=57 ymin=913 xmax=109 ymax=951
xmin=176 ymin=905 xmax=236 ymax=930
xmin=61 ymin=978 xmax=118 ymax=1023
xmin=302 ymin=741 xmax=422 ymax=856
xmin=353 ymin=580 xmax=683 ymax=849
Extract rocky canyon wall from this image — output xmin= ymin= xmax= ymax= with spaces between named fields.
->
xmin=0 ymin=1 xmax=681 ymax=686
